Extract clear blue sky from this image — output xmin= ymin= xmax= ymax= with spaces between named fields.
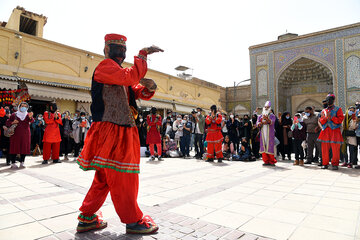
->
xmin=1 ymin=0 xmax=359 ymax=86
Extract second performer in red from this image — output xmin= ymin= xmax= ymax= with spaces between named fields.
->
xmin=318 ymin=94 xmax=344 ymax=170
xmin=205 ymin=105 xmax=224 ymax=163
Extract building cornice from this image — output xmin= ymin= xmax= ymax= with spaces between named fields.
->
xmin=249 ymin=22 xmax=360 ymax=50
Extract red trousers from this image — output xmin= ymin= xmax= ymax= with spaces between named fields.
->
xmin=322 ymin=142 xmax=340 ymax=166
xmin=79 ymin=169 xmax=143 ymax=224
xmin=43 ymin=142 xmax=60 ymax=161
xmin=262 ymin=153 xmax=277 ymax=164
xmin=149 ymin=143 xmax=162 ymax=156
xmin=207 ymin=142 xmax=223 ymax=159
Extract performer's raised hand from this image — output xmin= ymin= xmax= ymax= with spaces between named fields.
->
xmin=140 ymin=78 xmax=157 ymax=92
xmin=142 ymin=45 xmax=164 ymax=55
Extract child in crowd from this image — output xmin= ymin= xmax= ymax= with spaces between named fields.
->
xmin=291 ymin=114 xmax=307 ymax=166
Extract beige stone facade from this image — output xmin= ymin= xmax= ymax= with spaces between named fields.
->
xmin=0 ymin=7 xmax=222 ymax=117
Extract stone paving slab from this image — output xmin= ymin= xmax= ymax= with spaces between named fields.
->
xmin=0 ymin=154 xmax=359 ymax=240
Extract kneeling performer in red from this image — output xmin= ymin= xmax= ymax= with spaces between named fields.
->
xmin=76 ymin=33 xmax=163 ymax=234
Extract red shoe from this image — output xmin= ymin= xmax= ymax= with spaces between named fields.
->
xmin=341 ymin=162 xmax=348 ymax=167
xmin=347 ymin=164 xmax=353 ymax=168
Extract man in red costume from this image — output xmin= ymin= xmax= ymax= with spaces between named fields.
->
xmin=146 ymin=107 xmax=163 ymax=161
xmin=42 ymin=103 xmax=62 ymax=164
xmin=318 ymin=94 xmax=344 ymax=170
xmin=76 ymin=33 xmax=163 ymax=234
xmin=205 ymin=105 xmax=224 ymax=162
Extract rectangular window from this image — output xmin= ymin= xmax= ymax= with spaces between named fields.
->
xmin=19 ymin=15 xmax=37 ymax=36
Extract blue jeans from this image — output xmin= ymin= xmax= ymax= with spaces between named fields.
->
xmin=181 ymin=134 xmax=191 ymax=156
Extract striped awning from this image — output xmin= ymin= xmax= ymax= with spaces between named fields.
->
xmin=26 ymin=83 xmax=91 ymax=102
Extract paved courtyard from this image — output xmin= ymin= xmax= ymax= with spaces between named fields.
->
xmin=0 ymin=154 xmax=359 ymax=240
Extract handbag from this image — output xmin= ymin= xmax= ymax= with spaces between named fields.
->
xmin=4 ymin=124 xmax=17 ymax=137
xmin=33 ymin=144 xmax=42 ymax=156
xmin=287 ymin=130 xmax=293 ymax=138
xmin=344 ymin=130 xmax=356 ymax=137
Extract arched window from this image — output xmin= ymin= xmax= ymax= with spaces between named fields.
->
xmin=346 ymin=55 xmax=360 ymax=89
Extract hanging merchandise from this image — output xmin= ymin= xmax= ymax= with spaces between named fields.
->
xmin=0 ymin=87 xmax=31 ymax=106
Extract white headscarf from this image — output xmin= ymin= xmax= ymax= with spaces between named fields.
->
xmin=15 ymin=102 xmax=28 ymax=121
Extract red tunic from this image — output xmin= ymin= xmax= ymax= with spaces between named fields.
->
xmin=6 ymin=113 xmax=34 ymax=154
xmin=318 ymin=106 xmax=344 ymax=144
xmin=146 ymin=114 xmax=162 ymax=144
xmin=78 ymin=51 xmax=154 ymax=174
xmin=205 ymin=113 xmax=224 ymax=143
xmin=43 ymin=112 xmax=63 ymax=143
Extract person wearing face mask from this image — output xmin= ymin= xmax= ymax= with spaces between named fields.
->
xmin=205 ymin=105 xmax=224 ymax=162
xmin=146 ymin=107 xmax=163 ymax=161
xmin=256 ymin=101 xmax=277 ymax=166
xmin=72 ymin=112 xmax=90 ymax=159
xmin=251 ymin=114 xmax=260 ymax=159
xmin=242 ymin=115 xmax=252 ymax=143
xmin=32 ymin=114 xmax=45 ymax=153
xmin=192 ymin=108 xmax=205 ymax=159
xmin=181 ymin=115 xmax=193 ymax=158
xmin=6 ymin=102 xmax=34 ymax=169
xmin=42 ymin=103 xmax=63 ymax=164
xmin=303 ymin=106 xmax=321 ymax=164
xmin=162 ymin=117 xmax=173 ymax=138
xmin=340 ymin=106 xmax=358 ymax=168
xmin=221 ymin=113 xmax=228 ymax=137
xmin=226 ymin=113 xmax=239 ymax=154
xmin=61 ymin=111 xmax=73 ymax=161
xmin=279 ymin=112 xmax=293 ymax=161
xmin=173 ymin=115 xmax=184 ymax=150
xmin=318 ymin=94 xmax=344 ymax=170
xmin=137 ymin=115 xmax=147 ymax=147
xmin=0 ymin=108 xmax=11 ymax=165
xmin=291 ymin=113 xmax=307 ymax=165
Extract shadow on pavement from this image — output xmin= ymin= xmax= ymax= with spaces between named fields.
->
xmin=75 ymin=231 xmax=155 ymax=240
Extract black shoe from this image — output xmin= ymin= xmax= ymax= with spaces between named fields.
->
xmin=157 ymin=156 xmax=164 ymax=161
xmin=42 ymin=160 xmax=48 ymax=164
xmin=331 ymin=165 xmax=338 ymax=170
xmin=218 ymin=158 xmax=223 ymax=163
xmin=206 ymin=158 xmax=214 ymax=162
xmin=77 ymin=220 xmax=107 ymax=233
xmin=321 ymin=165 xmax=328 ymax=169
xmin=270 ymin=164 xmax=276 ymax=166
xmin=263 ymin=163 xmax=271 ymax=166
xmin=53 ymin=159 xmax=61 ymax=163
xmin=126 ymin=215 xmax=158 ymax=234
xmin=304 ymin=160 xmax=312 ymax=164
